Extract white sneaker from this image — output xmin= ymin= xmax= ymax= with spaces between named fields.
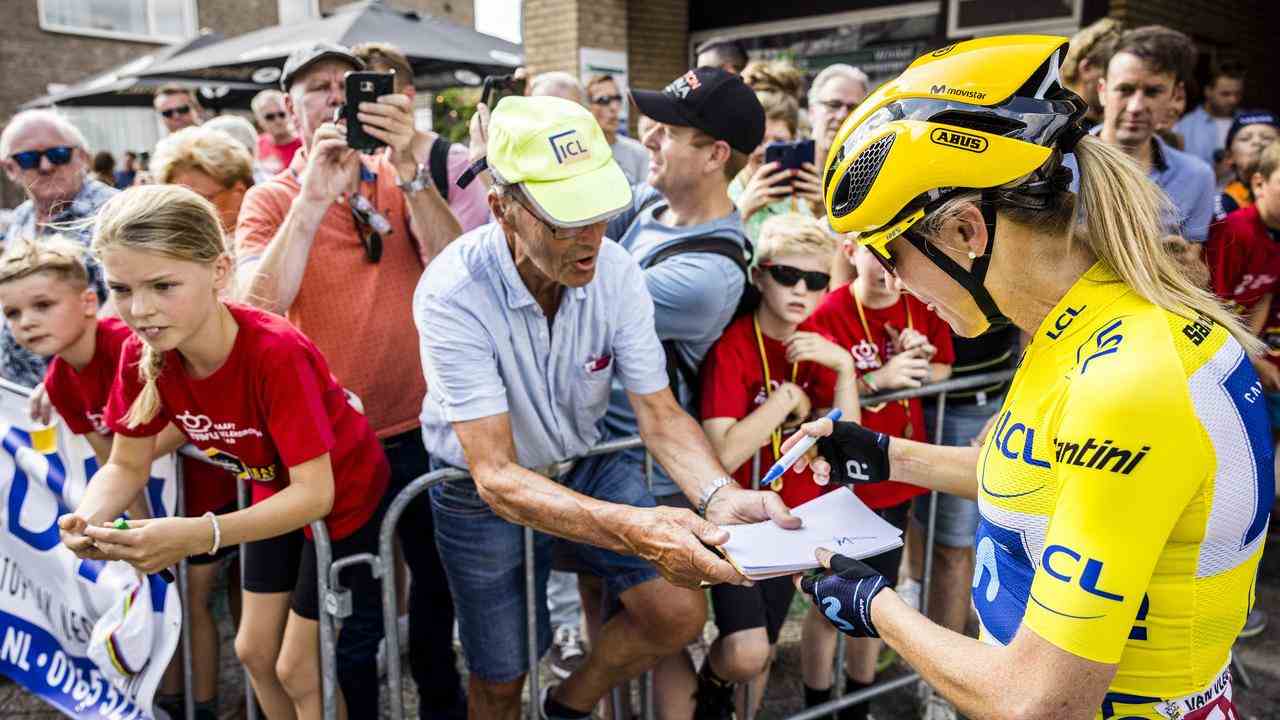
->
xmin=897 ymin=578 xmax=922 ymax=611
xmin=550 ymin=625 xmax=586 ymax=680
xmin=919 ymin=683 xmax=958 ymax=720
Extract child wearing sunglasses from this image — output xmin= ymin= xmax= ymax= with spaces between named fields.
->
xmin=694 ymin=213 xmax=860 ymax=718
xmin=804 ymin=236 xmax=954 ymax=719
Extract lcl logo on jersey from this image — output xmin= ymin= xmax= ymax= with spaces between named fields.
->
xmin=991 ymin=410 xmax=1052 ymax=469
xmin=1042 ymin=544 xmax=1125 ymax=602
xmin=930 ymin=128 xmax=988 ymax=153
xmin=1045 ymin=304 xmax=1086 ymax=340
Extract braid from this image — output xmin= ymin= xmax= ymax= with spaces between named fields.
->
xmin=123 ymin=341 xmax=165 ymax=428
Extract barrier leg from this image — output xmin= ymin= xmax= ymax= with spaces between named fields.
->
xmin=174 ymin=461 xmax=195 ymax=720
xmin=310 ymin=521 xmax=339 ymax=720
xmin=920 ymin=393 xmax=947 ymax=620
xmin=238 ymin=479 xmax=258 ymax=720
xmin=744 ymin=451 xmax=761 ymax=718
xmin=526 ymin=525 xmax=540 ymax=719
xmin=642 ymin=451 xmax=656 ymax=720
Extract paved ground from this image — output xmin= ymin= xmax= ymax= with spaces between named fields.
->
xmin=4 ymin=533 xmax=1279 ymax=719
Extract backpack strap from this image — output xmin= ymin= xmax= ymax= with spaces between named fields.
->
xmin=428 ymin=135 xmax=450 ymax=200
xmin=642 ymin=236 xmax=752 ymax=401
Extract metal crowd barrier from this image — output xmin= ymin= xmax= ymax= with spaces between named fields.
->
xmin=364 ymin=369 xmax=1015 ymax=720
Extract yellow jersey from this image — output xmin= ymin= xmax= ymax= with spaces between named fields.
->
xmin=974 ymin=263 xmax=1272 ymax=719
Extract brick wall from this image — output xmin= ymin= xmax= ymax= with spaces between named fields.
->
xmin=627 ymin=0 xmax=688 ymax=93
xmin=1109 ymin=0 xmax=1279 ymax=112
xmin=523 ymin=0 xmax=582 ymax=76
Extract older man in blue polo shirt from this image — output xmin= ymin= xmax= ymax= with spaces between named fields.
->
xmin=414 ymin=96 xmax=797 ymax=720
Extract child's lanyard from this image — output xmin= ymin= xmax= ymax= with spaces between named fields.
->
xmin=853 ymin=293 xmax=915 ymax=438
xmin=753 ymin=315 xmax=798 ymax=490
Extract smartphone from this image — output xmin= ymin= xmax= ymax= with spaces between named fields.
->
xmin=343 ymin=70 xmax=395 ymax=153
xmin=764 ymin=139 xmax=815 ymax=186
xmin=480 ymin=74 xmax=526 ymax=110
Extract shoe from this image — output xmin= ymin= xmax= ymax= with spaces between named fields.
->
xmin=897 ymin=578 xmax=922 ymax=612
xmin=377 ymin=614 xmax=413 ymax=677
xmin=1239 ymin=609 xmax=1268 ymax=639
xmin=539 ymin=684 xmax=593 ymax=720
xmin=550 ymin=624 xmax=586 ymax=680
xmin=920 ymin=684 xmax=958 ymax=720
xmin=692 ymin=674 xmax=736 ymax=720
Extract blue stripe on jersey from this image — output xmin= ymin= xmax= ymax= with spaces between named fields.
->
xmin=972 ymin=516 xmax=1035 ymax=645
xmin=1221 ymin=352 xmax=1275 ymax=547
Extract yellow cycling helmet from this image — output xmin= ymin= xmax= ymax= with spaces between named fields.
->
xmin=822 ymin=35 xmax=1087 ymax=327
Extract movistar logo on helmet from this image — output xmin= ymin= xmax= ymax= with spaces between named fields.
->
xmin=931 ymin=128 xmax=988 ymax=153
xmin=929 ymin=84 xmax=987 ymax=101
xmin=930 ymin=44 xmax=957 ymax=57
xmin=548 ymin=129 xmax=591 ymax=165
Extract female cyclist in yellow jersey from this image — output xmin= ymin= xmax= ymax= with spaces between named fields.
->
xmin=783 ymin=35 xmax=1273 ymax=719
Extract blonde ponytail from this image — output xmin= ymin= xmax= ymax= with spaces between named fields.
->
xmin=1071 ymin=135 xmax=1261 ymax=353
xmin=123 ymin=341 xmax=165 ymax=428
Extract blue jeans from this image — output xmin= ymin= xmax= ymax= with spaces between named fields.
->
xmin=914 ymin=397 xmax=1004 ymax=548
xmin=428 ymin=452 xmax=660 ymax=682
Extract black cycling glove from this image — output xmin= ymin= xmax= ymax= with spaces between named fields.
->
xmin=800 ymin=553 xmax=888 ymax=638
xmin=816 ymin=421 xmax=891 ymax=486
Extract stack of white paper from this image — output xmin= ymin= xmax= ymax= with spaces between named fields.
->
xmin=719 ymin=487 xmax=904 ymax=580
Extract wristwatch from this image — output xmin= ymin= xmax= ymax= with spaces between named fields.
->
xmin=696 ymin=475 xmax=735 ymax=517
xmin=396 ymin=161 xmax=431 ymax=194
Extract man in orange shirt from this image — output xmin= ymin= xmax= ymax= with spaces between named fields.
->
xmin=233 ymin=41 xmax=465 ymax=717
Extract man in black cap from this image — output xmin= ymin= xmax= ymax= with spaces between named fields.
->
xmin=564 ymin=66 xmax=764 ymax=717
xmin=233 ymin=40 xmax=465 ymax=719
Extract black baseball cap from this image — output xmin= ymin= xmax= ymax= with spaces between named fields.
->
xmin=631 ymin=67 xmax=765 ymax=154
xmin=1226 ymin=109 xmax=1280 ymax=149
xmin=280 ymin=41 xmax=364 ymax=91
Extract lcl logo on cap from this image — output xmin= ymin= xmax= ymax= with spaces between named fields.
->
xmin=549 ymin=129 xmax=591 ymax=165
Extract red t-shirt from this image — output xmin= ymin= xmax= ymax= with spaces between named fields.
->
xmin=1206 ymin=205 xmax=1280 ymax=316
xmin=105 ymin=303 xmax=388 ymax=540
xmin=256 ymin=133 xmax=301 ymax=177
xmin=45 ymin=317 xmax=134 ymax=436
xmin=811 ymin=285 xmax=955 ymax=509
xmin=700 ymin=314 xmax=838 ymax=508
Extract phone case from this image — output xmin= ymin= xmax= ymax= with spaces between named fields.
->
xmin=344 ymin=71 xmax=395 ymax=153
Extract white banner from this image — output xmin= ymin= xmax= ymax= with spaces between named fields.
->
xmin=0 ymin=379 xmax=180 ymax=719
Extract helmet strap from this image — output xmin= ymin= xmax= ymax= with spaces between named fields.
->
xmin=902 ymin=191 xmax=1010 ymax=329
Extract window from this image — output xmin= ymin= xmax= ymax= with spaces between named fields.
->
xmin=947 ymin=0 xmax=1081 ymax=38
xmin=39 ymin=0 xmax=197 ymax=43
xmin=277 ymin=0 xmax=319 ymax=25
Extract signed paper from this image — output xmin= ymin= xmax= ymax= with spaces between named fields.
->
xmin=719 ymin=487 xmax=905 ymax=580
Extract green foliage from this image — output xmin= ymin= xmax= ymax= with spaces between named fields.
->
xmin=432 ymin=87 xmax=481 ymax=144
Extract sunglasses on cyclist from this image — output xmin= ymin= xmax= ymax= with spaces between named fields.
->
xmin=261 ymin=111 xmax=287 ymax=122
xmin=10 ymin=146 xmax=75 ymax=170
xmin=760 ymin=262 xmax=831 ymax=291
xmin=591 ymin=94 xmax=623 ymax=107
xmin=159 ymin=105 xmax=191 ymax=119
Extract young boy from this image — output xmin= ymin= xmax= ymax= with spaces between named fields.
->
xmin=0 ymin=236 xmax=237 ymax=720
xmin=695 ymin=213 xmax=859 ymax=719
xmin=1214 ymin=110 xmax=1280 ymax=222
xmin=806 ymin=237 xmax=954 ymax=720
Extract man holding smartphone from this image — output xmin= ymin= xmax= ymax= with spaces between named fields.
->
xmin=233 ymin=41 xmax=465 ymax=717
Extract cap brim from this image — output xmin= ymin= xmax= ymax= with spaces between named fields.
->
xmin=630 ymin=89 xmax=697 ymax=128
xmin=522 ymin=160 xmax=633 ymax=228
xmin=282 ymin=52 xmax=363 ymax=89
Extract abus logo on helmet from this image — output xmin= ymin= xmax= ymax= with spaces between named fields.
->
xmin=930 ymin=128 xmax=988 ymax=153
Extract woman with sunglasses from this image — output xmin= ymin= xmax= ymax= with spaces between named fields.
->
xmin=693 ymin=213 xmax=861 ymax=719
xmin=783 ymin=36 xmax=1272 ymax=719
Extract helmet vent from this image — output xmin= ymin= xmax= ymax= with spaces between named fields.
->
xmin=833 ymin=134 xmax=895 ymax=217
xmin=930 ymin=110 xmax=1026 ymax=137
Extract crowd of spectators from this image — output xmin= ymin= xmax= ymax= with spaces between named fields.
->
xmin=0 ymin=16 xmax=1276 ymax=720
